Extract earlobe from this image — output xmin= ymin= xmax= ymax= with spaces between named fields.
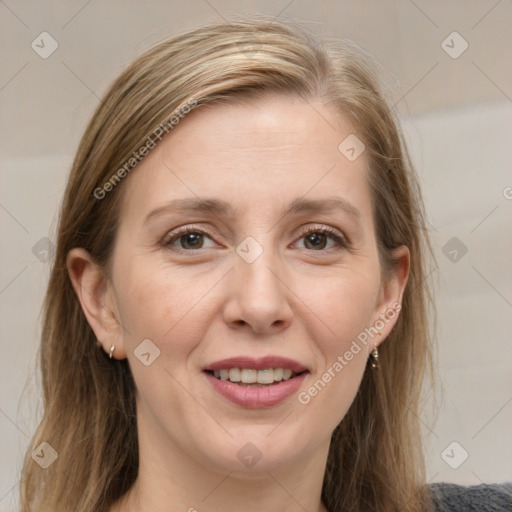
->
xmin=66 ymin=248 xmax=127 ymax=359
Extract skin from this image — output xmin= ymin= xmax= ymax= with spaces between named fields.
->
xmin=68 ymin=93 xmax=409 ymax=512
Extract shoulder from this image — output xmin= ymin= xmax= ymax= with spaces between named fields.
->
xmin=429 ymin=482 xmax=512 ymax=511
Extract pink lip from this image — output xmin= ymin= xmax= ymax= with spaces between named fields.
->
xmin=203 ymin=356 xmax=309 ymax=373
xmin=204 ymin=371 xmax=308 ymax=409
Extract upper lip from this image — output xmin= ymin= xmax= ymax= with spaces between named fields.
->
xmin=203 ymin=356 xmax=309 ymax=373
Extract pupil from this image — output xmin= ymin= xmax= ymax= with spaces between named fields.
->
xmin=306 ymin=233 xmax=326 ymax=250
xmin=182 ymin=233 xmax=203 ymax=249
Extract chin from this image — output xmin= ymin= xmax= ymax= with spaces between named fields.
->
xmin=194 ymin=428 xmax=312 ymax=476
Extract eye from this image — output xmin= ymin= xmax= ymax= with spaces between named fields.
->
xmin=163 ymin=227 xmax=217 ymax=250
xmin=294 ymin=226 xmax=348 ymax=251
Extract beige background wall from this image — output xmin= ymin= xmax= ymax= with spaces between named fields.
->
xmin=1 ymin=1 xmax=511 ymax=510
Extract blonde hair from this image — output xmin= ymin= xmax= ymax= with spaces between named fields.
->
xmin=20 ymin=19 xmax=436 ymax=511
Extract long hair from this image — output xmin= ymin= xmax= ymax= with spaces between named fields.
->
xmin=19 ymin=18 xmax=436 ymax=511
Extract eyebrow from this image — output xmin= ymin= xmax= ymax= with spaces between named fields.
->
xmin=144 ymin=196 xmax=361 ymax=225
xmin=144 ymin=198 xmax=234 ymax=225
xmin=286 ymin=197 xmax=361 ymax=220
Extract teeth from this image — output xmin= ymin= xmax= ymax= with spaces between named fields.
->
xmin=241 ymin=369 xmax=257 ymax=384
xmin=228 ymin=368 xmax=241 ymax=382
xmin=257 ymin=369 xmax=274 ymax=384
xmin=210 ymin=368 xmax=298 ymax=384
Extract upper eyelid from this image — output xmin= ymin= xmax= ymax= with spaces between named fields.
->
xmin=162 ymin=223 xmax=349 ymax=249
xmin=295 ymin=224 xmax=345 ymax=238
xmin=161 ymin=224 xmax=217 ymax=246
xmin=294 ymin=222 xmax=350 ymax=243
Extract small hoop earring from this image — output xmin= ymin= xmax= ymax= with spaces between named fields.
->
xmin=370 ymin=345 xmax=379 ymax=368
xmin=109 ymin=345 xmax=115 ymax=359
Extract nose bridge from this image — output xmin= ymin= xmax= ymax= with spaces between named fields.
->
xmin=225 ymin=236 xmax=292 ymax=332
xmin=238 ymin=247 xmax=282 ymax=297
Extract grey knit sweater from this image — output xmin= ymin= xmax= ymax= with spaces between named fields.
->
xmin=430 ymin=482 xmax=512 ymax=511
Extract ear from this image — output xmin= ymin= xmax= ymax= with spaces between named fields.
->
xmin=372 ymin=245 xmax=410 ymax=345
xmin=66 ymin=248 xmax=127 ymax=359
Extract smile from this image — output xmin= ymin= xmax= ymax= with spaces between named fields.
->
xmin=203 ymin=356 xmax=309 ymax=407
xmin=210 ymin=367 xmax=297 ymax=386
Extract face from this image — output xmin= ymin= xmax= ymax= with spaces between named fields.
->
xmin=76 ymin=93 xmax=407 ymax=479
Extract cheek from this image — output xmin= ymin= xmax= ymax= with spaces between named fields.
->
xmin=114 ymin=260 xmax=220 ymax=416
xmin=114 ymin=256 xmax=223 ymax=351
xmin=294 ymin=271 xmax=378 ymax=425
xmin=298 ymin=268 xmax=380 ymax=347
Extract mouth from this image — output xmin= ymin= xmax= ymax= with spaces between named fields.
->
xmin=204 ymin=367 xmax=306 ymax=387
xmin=202 ymin=356 xmax=309 ymax=408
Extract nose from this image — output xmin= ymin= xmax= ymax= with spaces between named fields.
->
xmin=222 ymin=249 xmax=293 ymax=335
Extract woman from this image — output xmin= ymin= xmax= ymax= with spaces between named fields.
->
xmin=19 ymin=19 xmax=511 ymax=512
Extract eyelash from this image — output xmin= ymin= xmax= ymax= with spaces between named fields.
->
xmin=295 ymin=225 xmax=349 ymax=251
xmin=162 ymin=225 xmax=350 ymax=252
xmin=162 ymin=226 xmax=216 ymax=251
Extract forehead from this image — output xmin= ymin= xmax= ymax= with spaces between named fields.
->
xmin=118 ymin=93 xmax=373 ymax=224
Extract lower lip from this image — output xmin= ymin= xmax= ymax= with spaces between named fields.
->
xmin=204 ymin=371 xmax=308 ymax=409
